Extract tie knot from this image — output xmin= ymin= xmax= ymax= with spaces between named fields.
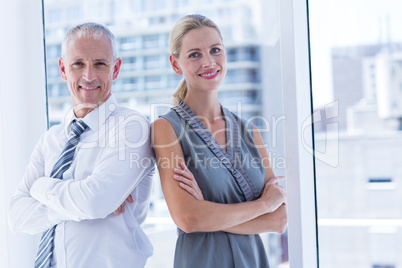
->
xmin=70 ymin=120 xmax=89 ymax=137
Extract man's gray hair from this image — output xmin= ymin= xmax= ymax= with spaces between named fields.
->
xmin=61 ymin=22 xmax=118 ymax=60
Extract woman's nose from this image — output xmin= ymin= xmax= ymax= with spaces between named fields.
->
xmin=203 ymin=55 xmax=216 ymax=68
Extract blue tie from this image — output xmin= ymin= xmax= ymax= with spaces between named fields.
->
xmin=34 ymin=120 xmax=88 ymax=268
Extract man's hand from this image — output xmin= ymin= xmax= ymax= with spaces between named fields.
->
xmin=113 ymin=195 xmax=134 ymax=215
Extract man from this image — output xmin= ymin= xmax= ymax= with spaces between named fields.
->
xmin=8 ymin=22 xmax=155 ymax=267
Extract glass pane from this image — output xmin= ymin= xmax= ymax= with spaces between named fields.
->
xmin=309 ymin=0 xmax=402 ymax=267
xmin=43 ymin=0 xmax=288 ymax=267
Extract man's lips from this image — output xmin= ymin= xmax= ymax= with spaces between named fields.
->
xmin=80 ymin=86 xmax=99 ymax=90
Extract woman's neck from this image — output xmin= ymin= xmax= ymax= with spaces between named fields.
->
xmin=183 ymin=91 xmax=222 ymax=123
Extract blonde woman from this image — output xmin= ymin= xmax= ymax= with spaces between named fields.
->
xmin=152 ymin=14 xmax=287 ymax=268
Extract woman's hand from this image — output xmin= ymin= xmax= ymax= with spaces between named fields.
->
xmin=173 ymin=162 xmax=204 ymax=200
xmin=258 ymin=176 xmax=287 ymax=213
xmin=113 ymin=195 xmax=134 ymax=215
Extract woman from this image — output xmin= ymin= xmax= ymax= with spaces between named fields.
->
xmin=152 ymin=14 xmax=287 ymax=268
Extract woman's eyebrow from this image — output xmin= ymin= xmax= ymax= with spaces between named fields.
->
xmin=185 ymin=43 xmax=222 ymax=54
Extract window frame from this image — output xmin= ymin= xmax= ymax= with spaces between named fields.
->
xmin=279 ymin=0 xmax=319 ymax=266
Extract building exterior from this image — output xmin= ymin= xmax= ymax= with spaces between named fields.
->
xmin=315 ymin=42 xmax=402 ymax=267
xmin=315 ymin=132 xmax=402 ymax=268
xmin=376 ymin=52 xmax=402 ymax=121
xmin=330 ymin=44 xmax=381 ymax=130
xmin=314 ymin=43 xmax=402 ymax=133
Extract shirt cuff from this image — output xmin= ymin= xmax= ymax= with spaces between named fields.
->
xmin=30 ymin=176 xmax=58 ymax=207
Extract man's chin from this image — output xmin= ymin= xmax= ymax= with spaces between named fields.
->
xmin=72 ymin=102 xmax=102 ymax=117
xmin=75 ymin=102 xmax=99 ymax=109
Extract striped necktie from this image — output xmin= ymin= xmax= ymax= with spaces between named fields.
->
xmin=34 ymin=120 xmax=88 ymax=268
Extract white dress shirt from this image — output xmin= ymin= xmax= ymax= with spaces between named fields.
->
xmin=8 ymin=95 xmax=155 ymax=268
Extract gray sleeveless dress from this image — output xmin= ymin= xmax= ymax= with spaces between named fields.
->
xmin=161 ymin=101 xmax=270 ymax=268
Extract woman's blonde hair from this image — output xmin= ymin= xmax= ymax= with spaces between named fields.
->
xmin=169 ymin=14 xmax=222 ymax=105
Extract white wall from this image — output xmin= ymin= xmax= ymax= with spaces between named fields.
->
xmin=0 ymin=0 xmax=48 ymax=267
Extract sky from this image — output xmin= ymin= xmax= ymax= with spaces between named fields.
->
xmin=308 ymin=0 xmax=402 ymax=106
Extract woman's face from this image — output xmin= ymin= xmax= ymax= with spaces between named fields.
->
xmin=170 ymin=26 xmax=227 ymax=94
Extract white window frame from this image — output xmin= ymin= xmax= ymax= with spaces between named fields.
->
xmin=279 ymin=0 xmax=319 ymax=267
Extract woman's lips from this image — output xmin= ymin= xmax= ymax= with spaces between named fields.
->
xmin=199 ymin=70 xmax=219 ymax=79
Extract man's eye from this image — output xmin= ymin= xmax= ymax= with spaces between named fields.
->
xmin=95 ymin=62 xmax=106 ymax=66
xmin=73 ymin=62 xmax=84 ymax=66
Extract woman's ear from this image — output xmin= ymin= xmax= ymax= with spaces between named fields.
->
xmin=169 ymin=54 xmax=182 ymax=75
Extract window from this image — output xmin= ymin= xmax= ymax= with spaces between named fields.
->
xmin=226 ymin=48 xmax=237 ymax=62
xmin=46 ymin=64 xmax=60 ymax=79
xmin=168 ymin=74 xmax=182 ymax=88
xmin=149 ymin=16 xmax=165 ymax=25
xmin=118 ymin=78 xmax=138 ymax=92
xmin=367 ymin=177 xmax=396 ymax=190
xmin=143 ymin=35 xmax=159 ymax=49
xmin=46 ymin=45 xmax=61 ymax=59
xmin=309 ymin=0 xmax=402 ymax=267
xmin=144 ymin=55 xmax=160 ymax=70
xmin=66 ymin=6 xmax=82 ymax=22
xmin=47 ymin=8 xmax=62 ymax=24
xmin=1 ymin=1 xmax=295 ymax=267
xmin=224 ymin=69 xmax=259 ymax=84
xmin=120 ymin=57 xmax=137 ymax=72
xmin=145 ymin=76 xmax=161 ymax=90
xmin=151 ymin=0 xmax=166 ymax=11
xmin=120 ymin=37 xmax=139 ymax=51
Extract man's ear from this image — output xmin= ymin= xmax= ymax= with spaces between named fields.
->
xmin=59 ymin=58 xmax=67 ymax=81
xmin=169 ymin=54 xmax=182 ymax=75
xmin=112 ymin=58 xmax=122 ymax=80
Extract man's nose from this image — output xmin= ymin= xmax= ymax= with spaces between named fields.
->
xmin=82 ymin=65 xmax=96 ymax=82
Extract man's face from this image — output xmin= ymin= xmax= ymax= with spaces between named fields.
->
xmin=59 ymin=34 xmax=121 ymax=117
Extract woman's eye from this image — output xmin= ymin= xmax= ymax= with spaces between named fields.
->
xmin=189 ymin=52 xmax=200 ymax=58
xmin=211 ymin=48 xmax=220 ymax=53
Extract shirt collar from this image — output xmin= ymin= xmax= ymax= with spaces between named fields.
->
xmin=64 ymin=94 xmax=118 ymax=134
